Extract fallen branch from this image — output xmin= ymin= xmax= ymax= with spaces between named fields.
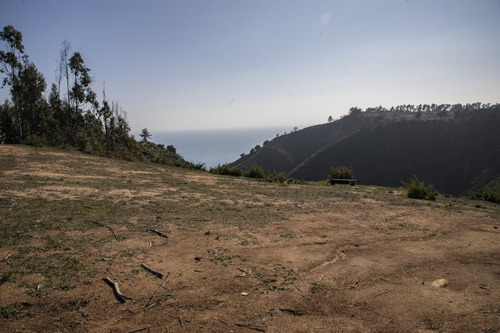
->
xmin=3 ymin=252 xmax=14 ymax=261
xmin=103 ymin=277 xmax=132 ymax=303
xmin=150 ymin=229 xmax=169 ymax=238
xmin=145 ymin=293 xmax=174 ymax=309
xmin=279 ymin=308 xmax=304 ymax=316
xmin=235 ymin=323 xmax=266 ymax=332
xmin=145 ymin=272 xmax=171 ymax=308
xmin=235 ymin=267 xmax=246 ymax=277
xmin=128 ymin=327 xmax=152 ymax=333
xmin=105 ymin=225 xmax=120 ymax=241
xmin=141 ymin=263 xmax=165 ymax=279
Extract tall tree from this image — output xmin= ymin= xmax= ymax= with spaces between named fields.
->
xmin=56 ymin=40 xmax=71 ymax=105
xmin=67 ymin=51 xmax=98 ymax=144
xmin=69 ymin=52 xmax=96 ymax=112
xmin=0 ymin=25 xmax=26 ymax=140
xmin=15 ymin=61 xmax=47 ymax=139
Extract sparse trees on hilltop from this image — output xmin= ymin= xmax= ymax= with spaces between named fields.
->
xmin=0 ymin=25 xmax=186 ymax=167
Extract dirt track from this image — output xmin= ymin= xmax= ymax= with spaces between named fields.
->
xmin=1 ymin=145 xmax=499 ymax=332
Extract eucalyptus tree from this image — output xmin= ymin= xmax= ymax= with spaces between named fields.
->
xmin=0 ymin=25 xmax=48 ymax=142
xmin=0 ymin=25 xmax=26 ymax=140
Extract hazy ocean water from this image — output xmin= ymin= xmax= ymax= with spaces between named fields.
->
xmin=152 ymin=127 xmax=292 ymax=168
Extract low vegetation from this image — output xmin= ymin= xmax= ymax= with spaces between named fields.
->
xmin=327 ymin=165 xmax=356 ymax=182
xmin=210 ymin=164 xmax=243 ymax=176
xmin=469 ymin=190 xmax=500 ymax=204
xmin=403 ymin=175 xmax=438 ymax=201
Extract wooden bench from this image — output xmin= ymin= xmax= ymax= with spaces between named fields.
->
xmin=330 ymin=179 xmax=357 ymax=186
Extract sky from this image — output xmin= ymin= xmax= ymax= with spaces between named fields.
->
xmin=1 ymin=0 xmax=499 ymax=132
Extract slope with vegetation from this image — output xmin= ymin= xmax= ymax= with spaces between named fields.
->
xmin=232 ymin=104 xmax=500 ymax=196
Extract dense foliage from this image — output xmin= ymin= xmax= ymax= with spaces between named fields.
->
xmin=403 ymin=176 xmax=438 ymax=201
xmin=327 ymin=165 xmax=356 ymax=181
xmin=0 ymin=25 xmax=185 ymax=166
xmin=210 ymin=164 xmax=243 ymax=176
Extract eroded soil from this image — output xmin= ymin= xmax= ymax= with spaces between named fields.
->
xmin=1 ymin=145 xmax=499 ymax=332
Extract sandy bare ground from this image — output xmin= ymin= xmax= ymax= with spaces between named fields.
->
xmin=0 ymin=145 xmax=499 ymax=332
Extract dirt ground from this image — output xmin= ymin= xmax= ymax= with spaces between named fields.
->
xmin=0 ymin=145 xmax=499 ymax=332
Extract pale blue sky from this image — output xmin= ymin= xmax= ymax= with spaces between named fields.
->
xmin=1 ymin=0 xmax=499 ymax=131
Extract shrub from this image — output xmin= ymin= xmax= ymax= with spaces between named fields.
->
xmin=210 ymin=164 xmax=243 ymax=177
xmin=245 ymin=164 xmax=265 ymax=179
xmin=172 ymin=160 xmax=206 ymax=171
xmin=267 ymin=171 xmax=286 ymax=183
xmin=23 ymin=134 xmax=46 ymax=147
xmin=469 ymin=190 xmax=500 ymax=204
xmin=327 ymin=166 xmax=356 ymax=181
xmin=403 ymin=175 xmax=438 ymax=201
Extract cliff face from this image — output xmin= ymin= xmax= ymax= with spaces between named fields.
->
xmin=232 ymin=106 xmax=500 ymax=195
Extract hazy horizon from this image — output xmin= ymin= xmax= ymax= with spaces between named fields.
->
xmin=1 ymin=0 xmax=499 ymax=132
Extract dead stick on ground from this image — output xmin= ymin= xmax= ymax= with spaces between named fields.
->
xmin=141 ymin=263 xmax=165 ymax=279
xmin=150 ymin=229 xmax=169 ymax=238
xmin=128 ymin=327 xmax=152 ymax=333
xmin=145 ymin=293 xmax=174 ymax=308
xmin=3 ymin=252 xmax=14 ymax=261
xmin=235 ymin=323 xmax=266 ymax=332
xmin=145 ymin=272 xmax=171 ymax=308
xmin=103 ymin=277 xmax=132 ymax=303
xmin=105 ymin=225 xmax=120 ymax=241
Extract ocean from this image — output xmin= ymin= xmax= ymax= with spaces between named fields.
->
xmin=151 ymin=127 xmax=292 ymax=168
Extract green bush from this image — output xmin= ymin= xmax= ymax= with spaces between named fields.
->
xmin=210 ymin=164 xmax=243 ymax=176
xmin=267 ymin=170 xmax=286 ymax=183
xmin=245 ymin=164 xmax=265 ymax=179
xmin=23 ymin=134 xmax=46 ymax=147
xmin=327 ymin=166 xmax=356 ymax=181
xmin=403 ymin=175 xmax=438 ymax=201
xmin=469 ymin=190 xmax=500 ymax=204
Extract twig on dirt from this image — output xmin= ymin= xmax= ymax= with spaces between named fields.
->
xmin=141 ymin=263 xmax=165 ymax=279
xmin=128 ymin=327 xmax=152 ymax=333
xmin=279 ymin=308 xmax=304 ymax=316
xmin=150 ymin=229 xmax=169 ymax=238
xmin=374 ymin=290 xmax=391 ymax=298
xmin=178 ymin=316 xmax=184 ymax=327
xmin=105 ymin=225 xmax=120 ymax=241
xmin=145 ymin=272 xmax=171 ymax=308
xmin=235 ymin=267 xmax=246 ymax=277
xmin=103 ymin=277 xmax=132 ymax=303
xmin=3 ymin=252 xmax=14 ymax=261
xmin=380 ymin=277 xmax=402 ymax=285
xmin=145 ymin=293 xmax=174 ymax=309
xmin=235 ymin=323 xmax=266 ymax=332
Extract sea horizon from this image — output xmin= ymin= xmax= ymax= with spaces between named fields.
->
xmin=150 ymin=126 xmax=300 ymax=169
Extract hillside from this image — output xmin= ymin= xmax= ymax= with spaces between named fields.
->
xmin=232 ymin=104 xmax=500 ymax=195
xmin=1 ymin=145 xmax=499 ymax=332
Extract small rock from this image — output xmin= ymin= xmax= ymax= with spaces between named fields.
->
xmin=240 ymin=292 xmax=249 ymax=296
xmin=431 ymin=279 xmax=448 ymax=288
xmin=194 ymin=256 xmax=202 ymax=262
